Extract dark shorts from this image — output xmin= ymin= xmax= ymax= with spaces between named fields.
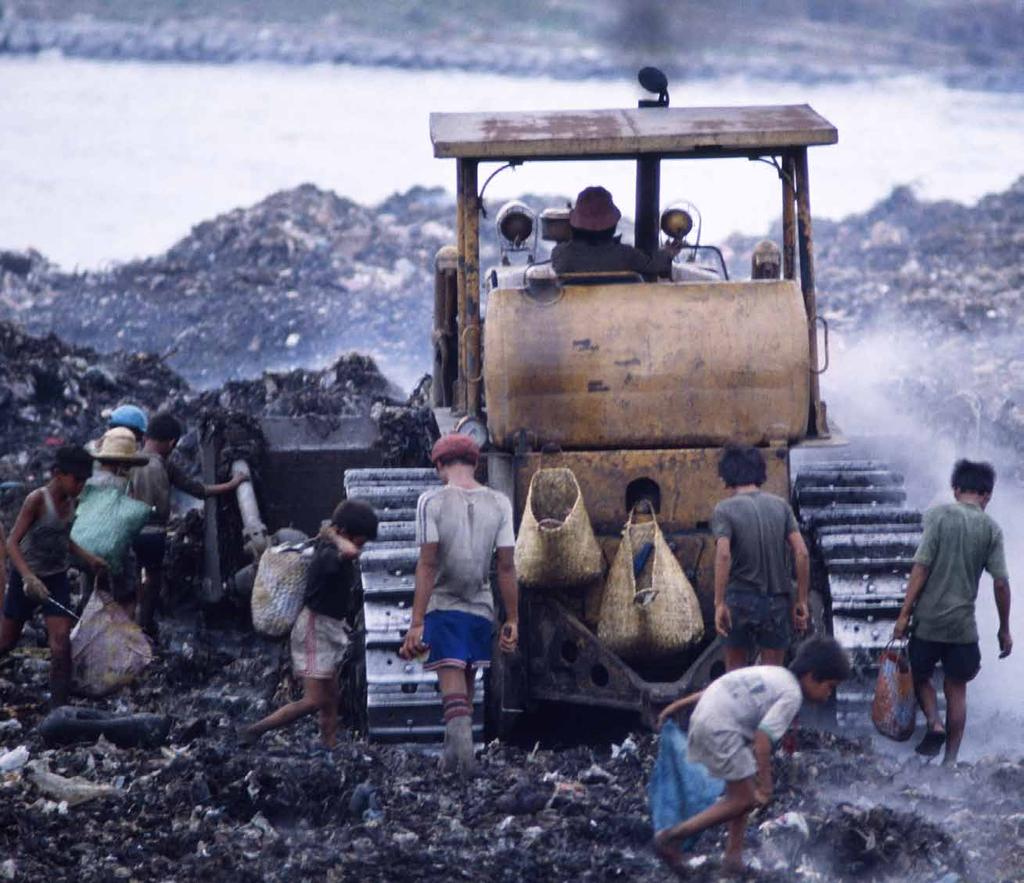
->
xmin=422 ymin=610 xmax=493 ymax=671
xmin=909 ymin=636 xmax=981 ymax=683
xmin=3 ymin=571 xmax=74 ymax=621
xmin=132 ymin=528 xmax=167 ymax=572
xmin=724 ymin=589 xmax=791 ymax=651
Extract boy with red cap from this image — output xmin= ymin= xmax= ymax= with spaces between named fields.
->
xmin=551 ymin=185 xmax=681 ymax=278
xmin=399 ymin=433 xmax=519 ymax=776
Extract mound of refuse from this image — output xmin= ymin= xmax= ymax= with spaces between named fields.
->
xmin=724 ymin=175 xmax=1024 ymax=466
xmin=0 ymin=612 xmax=1017 ymax=882
xmin=0 ymin=318 xmax=435 ymax=526
xmin=0 ymin=185 xmax=458 ymax=388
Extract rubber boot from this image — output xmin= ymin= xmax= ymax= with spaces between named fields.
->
xmin=440 ymin=720 xmax=459 ymax=773
xmin=449 ymin=715 xmax=476 ymax=778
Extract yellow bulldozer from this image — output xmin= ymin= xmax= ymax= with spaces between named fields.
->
xmin=343 ymin=71 xmax=920 ymax=743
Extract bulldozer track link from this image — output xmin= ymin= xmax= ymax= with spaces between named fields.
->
xmin=344 ymin=468 xmax=485 ymax=744
xmin=795 ymin=459 xmax=922 ymax=728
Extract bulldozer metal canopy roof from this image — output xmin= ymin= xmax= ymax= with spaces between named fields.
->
xmin=430 ymin=104 xmax=837 ymax=161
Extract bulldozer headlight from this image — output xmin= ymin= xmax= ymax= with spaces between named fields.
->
xmin=660 ymin=206 xmax=694 ymax=240
xmin=496 ymin=201 xmax=536 ymax=250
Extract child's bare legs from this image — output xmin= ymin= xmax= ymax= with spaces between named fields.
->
xmin=44 ymin=614 xmax=73 ymax=707
xmin=759 ymin=647 xmax=786 ymax=666
xmin=656 ymin=778 xmax=757 ymax=869
xmin=914 ymin=676 xmax=945 ymax=737
xmin=724 ymin=646 xmax=748 ymax=672
xmin=437 ymin=665 xmax=476 ymax=775
xmin=317 ymin=676 xmax=340 ymax=748
xmin=724 ymin=807 xmax=751 ymax=872
xmin=137 ymin=568 xmax=162 ymax=636
xmin=941 ymin=678 xmax=968 ymax=765
xmin=241 ymin=676 xmax=339 ymax=747
xmin=0 ymin=616 xmax=25 ymax=656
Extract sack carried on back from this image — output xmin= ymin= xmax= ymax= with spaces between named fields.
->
xmin=70 ymin=483 xmax=152 ymax=574
xmin=597 ymin=504 xmax=704 ymax=662
xmin=251 ymin=541 xmax=315 ymax=636
xmin=871 ymin=640 xmax=916 ymax=741
xmin=515 ymin=467 xmax=603 ymax=590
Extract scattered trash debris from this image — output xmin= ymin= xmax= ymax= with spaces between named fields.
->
xmin=0 ymin=744 xmax=30 ymax=773
xmin=24 ymin=759 xmax=124 ymax=806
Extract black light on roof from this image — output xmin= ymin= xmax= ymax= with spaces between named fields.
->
xmin=638 ymin=66 xmax=669 ymax=108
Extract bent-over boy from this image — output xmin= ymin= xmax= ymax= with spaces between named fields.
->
xmin=654 ymin=637 xmax=850 ymax=874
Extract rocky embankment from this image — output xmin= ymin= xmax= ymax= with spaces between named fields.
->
xmin=0 ymin=318 xmax=435 ymax=524
xmin=1 ymin=1 xmax=1023 ymax=90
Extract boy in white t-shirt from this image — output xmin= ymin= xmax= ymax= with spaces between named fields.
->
xmin=399 ymin=434 xmax=519 ymax=777
xmin=654 ymin=637 xmax=850 ymax=874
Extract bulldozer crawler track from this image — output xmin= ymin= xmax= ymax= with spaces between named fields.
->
xmin=795 ymin=460 xmax=922 ymax=728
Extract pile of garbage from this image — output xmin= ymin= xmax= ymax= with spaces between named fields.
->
xmin=0 ymin=316 xmax=436 ymax=525
xmin=1 ymin=617 xmax=1018 ymax=882
xmin=725 ymin=175 xmax=1024 ymax=465
xmin=0 ymin=320 xmax=189 ymax=506
xmin=0 ymin=185 xmax=459 ymax=389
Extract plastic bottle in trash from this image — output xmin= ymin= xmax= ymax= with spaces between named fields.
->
xmin=0 ymin=745 xmax=30 ymax=772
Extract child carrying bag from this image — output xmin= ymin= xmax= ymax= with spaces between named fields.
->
xmin=514 ymin=467 xmax=603 ymax=590
xmin=597 ymin=503 xmax=704 ymax=662
xmin=648 ymin=718 xmax=724 ymax=847
xmin=70 ymin=483 xmax=152 ymax=575
xmin=871 ymin=640 xmax=917 ymax=741
xmin=251 ymin=541 xmax=315 ymax=637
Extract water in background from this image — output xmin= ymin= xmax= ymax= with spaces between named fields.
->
xmin=1 ymin=55 xmax=1023 ymax=268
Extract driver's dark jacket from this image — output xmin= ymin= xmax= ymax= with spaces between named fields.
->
xmin=551 ymin=236 xmax=675 ymax=278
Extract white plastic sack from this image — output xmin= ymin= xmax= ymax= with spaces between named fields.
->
xmin=71 ymin=590 xmax=153 ymax=697
xmin=251 ymin=543 xmax=314 ymax=637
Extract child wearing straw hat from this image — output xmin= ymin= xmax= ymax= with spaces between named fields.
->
xmin=79 ymin=428 xmax=152 ymax=614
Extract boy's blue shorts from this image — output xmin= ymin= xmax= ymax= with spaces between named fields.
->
xmin=423 ymin=609 xmax=493 ymax=671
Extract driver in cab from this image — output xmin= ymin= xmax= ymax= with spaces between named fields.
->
xmin=551 ymin=186 xmax=681 ymax=279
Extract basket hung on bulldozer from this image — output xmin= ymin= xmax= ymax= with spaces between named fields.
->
xmin=341 ymin=68 xmax=922 ymax=743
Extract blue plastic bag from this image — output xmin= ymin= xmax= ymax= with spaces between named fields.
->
xmin=648 ymin=718 xmax=724 ymax=848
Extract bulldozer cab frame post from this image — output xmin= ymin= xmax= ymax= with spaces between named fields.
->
xmin=429 ymin=103 xmax=838 ymax=439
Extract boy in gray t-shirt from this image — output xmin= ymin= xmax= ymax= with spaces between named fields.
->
xmin=711 ymin=445 xmax=810 ymax=671
xmin=399 ymin=434 xmax=519 ymax=776
xmin=653 ymin=638 xmax=850 ymax=875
